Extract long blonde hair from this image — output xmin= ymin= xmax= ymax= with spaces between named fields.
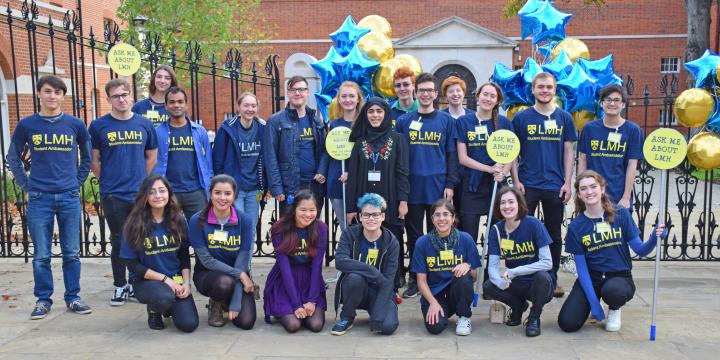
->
xmin=574 ymin=170 xmax=616 ymax=224
xmin=330 ymin=81 xmax=364 ymax=122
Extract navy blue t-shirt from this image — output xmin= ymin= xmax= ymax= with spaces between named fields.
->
xmin=89 ymin=113 xmax=158 ymax=202
xmin=513 ymin=107 xmax=577 ymax=192
xmin=357 ymin=233 xmax=382 ymax=270
xmin=166 ymin=122 xmax=201 ymax=193
xmin=578 ymin=119 xmax=644 ymax=203
xmin=288 ymin=229 xmax=312 ymax=265
xmin=411 ymin=231 xmax=482 ymax=295
xmin=488 ymin=216 xmax=553 ymax=283
xmin=327 ymin=119 xmax=352 ymax=199
xmin=236 ymin=120 xmax=263 ymax=192
xmin=565 ymin=207 xmax=640 ymax=273
xmin=119 ymin=221 xmax=188 ymax=282
xmin=395 ymin=110 xmax=456 ymax=205
xmin=132 ymin=98 xmax=169 ymax=127
xmin=441 ymin=107 xmax=473 ymax=119
xmin=298 ymin=115 xmax=316 ymax=182
xmin=455 ymin=113 xmax=513 ymax=193
xmin=10 ymin=113 xmax=90 ymax=192
xmin=188 ymin=210 xmax=254 ymax=267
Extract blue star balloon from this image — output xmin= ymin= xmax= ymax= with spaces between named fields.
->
xmin=524 ymin=1 xmax=572 ymax=45
xmin=310 ymin=47 xmax=341 ymax=97
xmin=557 ymin=64 xmax=598 ymax=112
xmin=684 ymin=49 xmax=720 ymax=88
xmin=522 ymin=58 xmax=543 ymax=104
xmin=519 ymin=0 xmax=547 ymax=39
xmin=578 ymin=54 xmax=623 ymax=89
xmin=493 ymin=62 xmax=528 ymax=107
xmin=330 ymin=15 xmax=371 ymax=57
xmin=314 ymin=93 xmax=333 ymax=124
xmin=543 ymin=50 xmax=573 ymax=82
xmin=537 ymin=40 xmax=558 ymax=59
xmin=706 ymin=97 xmax=720 ymax=135
xmin=332 ymin=44 xmax=379 ymax=98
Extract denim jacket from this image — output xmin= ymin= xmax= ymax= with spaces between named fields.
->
xmin=153 ymin=119 xmax=213 ymax=192
xmin=263 ymin=106 xmax=328 ymax=197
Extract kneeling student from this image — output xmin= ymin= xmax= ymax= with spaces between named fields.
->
xmin=332 ymin=193 xmax=399 ymax=336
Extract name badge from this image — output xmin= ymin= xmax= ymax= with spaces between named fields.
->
xmin=172 ymin=275 xmax=184 ymax=285
xmin=256 ymin=190 xmax=263 ymax=202
xmin=544 ymin=119 xmax=557 ymax=130
xmin=475 ymin=125 xmax=488 ymax=135
xmin=440 ymin=249 xmax=454 ymax=261
xmin=500 ymin=238 xmax=515 ymax=251
xmin=213 ymin=230 xmax=229 ymax=243
xmin=367 ymin=248 xmax=379 ymax=261
xmin=368 ymin=171 xmax=381 ymax=182
xmin=409 ymin=120 xmax=423 ymax=131
xmin=607 ymin=132 xmax=622 ymax=143
xmin=596 ymin=222 xmax=611 ymax=233
xmin=146 ymin=110 xmax=160 ymax=121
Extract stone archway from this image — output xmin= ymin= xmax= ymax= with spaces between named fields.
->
xmin=434 ymin=64 xmax=478 ymax=111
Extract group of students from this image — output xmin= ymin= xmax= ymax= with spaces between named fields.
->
xmin=9 ymin=64 xmax=666 ymax=336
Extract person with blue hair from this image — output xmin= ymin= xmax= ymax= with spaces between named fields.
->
xmin=331 ymin=193 xmax=399 ymax=336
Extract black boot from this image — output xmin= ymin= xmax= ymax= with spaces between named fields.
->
xmin=147 ymin=309 xmax=165 ymax=330
xmin=402 ymin=276 xmax=418 ymax=298
xmin=525 ymin=313 xmax=541 ymax=337
xmin=506 ymin=301 xmax=529 ymax=327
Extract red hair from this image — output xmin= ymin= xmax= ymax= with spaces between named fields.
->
xmin=441 ymin=76 xmax=467 ymax=97
xmin=393 ymin=66 xmax=415 ymax=83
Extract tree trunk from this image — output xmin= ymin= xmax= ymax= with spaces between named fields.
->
xmin=685 ymin=0 xmax=713 ymax=87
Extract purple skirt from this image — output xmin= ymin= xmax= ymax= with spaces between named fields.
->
xmin=263 ymin=262 xmax=327 ymax=319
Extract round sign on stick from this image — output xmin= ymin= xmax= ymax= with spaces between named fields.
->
xmin=642 ymin=128 xmax=688 ymax=169
xmin=325 ymin=126 xmax=353 ymax=160
xmin=108 ymin=43 xmax=141 ymax=76
xmin=486 ymin=129 xmax=521 ymax=164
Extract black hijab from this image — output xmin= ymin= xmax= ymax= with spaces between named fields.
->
xmin=349 ymin=97 xmax=393 ymax=143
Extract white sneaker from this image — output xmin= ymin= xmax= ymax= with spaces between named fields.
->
xmin=456 ymin=316 xmax=472 ymax=336
xmin=110 ymin=286 xmax=127 ymax=306
xmin=605 ymin=309 xmax=622 ymax=332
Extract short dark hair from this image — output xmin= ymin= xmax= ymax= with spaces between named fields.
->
xmin=287 ymin=75 xmax=307 ymax=90
xmin=430 ymin=198 xmax=459 ymax=227
xmin=415 ymin=72 xmax=437 ymax=91
xmin=493 ymin=187 xmax=529 ymax=221
xmin=105 ymin=78 xmax=131 ymax=97
xmin=36 ymin=75 xmax=67 ymax=95
xmin=165 ymin=86 xmax=187 ymax=103
xmin=599 ymin=84 xmax=628 ymax=103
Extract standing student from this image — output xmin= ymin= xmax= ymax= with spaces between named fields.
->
xmin=558 ymin=171 xmax=665 ymax=332
xmin=8 ymin=75 xmax=92 ymax=319
xmin=154 ymin=86 xmax=213 ymax=217
xmin=263 ymin=190 xmax=328 ymax=333
xmin=456 ymin=83 xmax=512 ymax=240
xmin=332 ymin=193 xmax=399 ymax=336
xmin=389 ymin=66 xmax=419 ymax=125
xmin=189 ymin=175 xmax=257 ymax=329
xmin=395 ymin=72 xmax=459 ymax=298
xmin=132 ymin=65 xmax=178 ymax=126
xmin=511 ymin=72 xmax=576 ymax=297
xmin=412 ymin=199 xmax=482 ymax=336
xmin=325 ymin=81 xmax=364 ymax=232
xmin=89 ymin=78 xmax=158 ymax=306
xmin=345 ymin=97 xmax=409 ymax=290
xmin=440 ymin=76 xmax=473 ymax=119
xmin=482 ymin=187 xmax=553 ymax=337
xmin=119 ymin=175 xmax=198 ymax=332
xmin=578 ymin=84 xmax=643 ymax=209
xmin=264 ymin=76 xmax=328 ymax=216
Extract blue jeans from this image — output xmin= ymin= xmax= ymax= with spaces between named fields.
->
xmin=234 ymin=190 xmax=260 ymax=270
xmin=27 ymin=190 xmax=82 ymax=306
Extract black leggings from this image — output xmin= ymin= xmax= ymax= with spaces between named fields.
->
xmin=557 ymin=274 xmax=636 ymax=332
xmin=339 ymin=273 xmax=398 ymax=335
xmin=420 ymin=274 xmax=474 ymax=335
xmin=132 ymin=279 xmax=199 ymax=333
xmin=102 ymin=196 xmax=133 ymax=288
xmin=525 ymin=188 xmax=564 ymax=279
xmin=279 ymin=309 xmax=325 ymax=333
xmin=194 ymin=270 xmax=256 ymax=330
xmin=482 ymin=271 xmax=553 ymax=316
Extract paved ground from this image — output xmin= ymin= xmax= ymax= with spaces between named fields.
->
xmin=0 ymin=258 xmax=717 ymax=359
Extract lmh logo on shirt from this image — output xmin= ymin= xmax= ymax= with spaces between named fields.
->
xmin=582 ymin=227 xmax=623 ymax=251
xmin=590 ymin=139 xmax=627 ymax=153
xmin=528 ymin=125 xmax=537 ymax=135
xmin=30 ymin=133 xmax=74 ymax=150
xmin=107 ymin=130 xmax=144 ymax=146
xmin=143 ymin=234 xmax=179 ymax=255
xmin=32 ymin=134 xmax=42 ymax=145
xmin=300 ymin=127 xmax=314 ymax=141
xmin=426 ymin=253 xmax=464 ymax=271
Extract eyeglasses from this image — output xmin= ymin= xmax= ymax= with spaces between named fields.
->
xmin=149 ymin=188 xmax=168 ymax=196
xmin=288 ymin=87 xmax=308 ymax=94
xmin=602 ymin=98 xmax=623 ymax=104
xmin=109 ymin=93 xmax=130 ymax=100
xmin=417 ymin=88 xmax=436 ymax=94
xmin=432 ymin=212 xmax=453 ymax=219
xmin=394 ymin=82 xmax=413 ymax=89
xmin=360 ymin=212 xmax=383 ymax=220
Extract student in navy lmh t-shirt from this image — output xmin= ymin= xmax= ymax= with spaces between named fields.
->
xmin=131 ymin=65 xmax=178 ymax=126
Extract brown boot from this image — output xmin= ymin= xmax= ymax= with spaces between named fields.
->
xmin=253 ymin=282 xmax=261 ymax=301
xmin=207 ymin=299 xmax=226 ymax=327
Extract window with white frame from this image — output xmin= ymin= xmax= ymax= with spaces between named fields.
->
xmin=660 ymin=57 xmax=680 ymax=73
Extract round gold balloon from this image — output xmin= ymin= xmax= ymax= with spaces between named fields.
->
xmin=688 ymin=131 xmax=720 ymax=170
xmin=673 ymin=88 xmax=714 ymax=128
xmin=358 ymin=15 xmax=392 ymax=38
xmin=373 ymin=58 xmax=403 ymax=98
xmin=506 ymin=105 xmax=529 ymax=120
xmin=394 ymin=54 xmax=423 ymax=78
xmin=572 ymin=110 xmax=596 ymax=132
xmin=551 ymin=38 xmax=590 ymax=63
xmin=358 ymin=31 xmax=394 ymax=63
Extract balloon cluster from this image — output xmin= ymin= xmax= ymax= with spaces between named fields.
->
xmin=494 ymin=0 xmax=622 ymax=132
xmin=677 ymin=50 xmax=720 ymax=170
xmin=310 ymin=15 xmax=423 ymax=122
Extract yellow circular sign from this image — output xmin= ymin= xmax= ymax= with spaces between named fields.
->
xmin=486 ymin=129 xmax=521 ymax=164
xmin=325 ymin=126 xmax=353 ymax=160
xmin=643 ymin=128 xmax=687 ymax=170
xmin=108 ymin=43 xmax=141 ymax=76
